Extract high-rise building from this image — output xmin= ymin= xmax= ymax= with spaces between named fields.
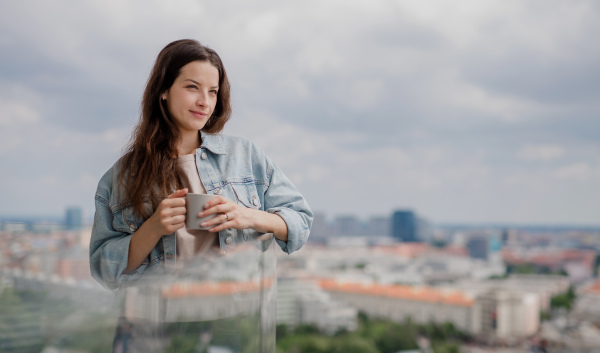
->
xmin=367 ymin=216 xmax=390 ymax=236
xmin=65 ymin=207 xmax=83 ymax=231
xmin=309 ymin=212 xmax=331 ymax=241
xmin=391 ymin=210 xmax=417 ymax=242
xmin=467 ymin=236 xmax=488 ymax=260
xmin=416 ymin=217 xmax=434 ymax=242
xmin=333 ymin=215 xmax=362 ymax=236
xmin=501 ymin=229 xmax=509 ymax=245
xmin=488 ymin=231 xmax=502 ymax=253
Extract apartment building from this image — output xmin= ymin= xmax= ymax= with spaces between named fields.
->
xmin=319 ymin=279 xmax=541 ymax=342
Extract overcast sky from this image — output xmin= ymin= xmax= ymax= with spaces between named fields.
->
xmin=1 ymin=0 xmax=599 ymax=225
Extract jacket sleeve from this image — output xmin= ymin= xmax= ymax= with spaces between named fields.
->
xmin=89 ymin=168 xmax=148 ymax=290
xmin=263 ymin=156 xmax=313 ymax=254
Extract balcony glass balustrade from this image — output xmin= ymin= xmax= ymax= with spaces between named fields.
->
xmin=0 ymin=230 xmax=277 ymax=353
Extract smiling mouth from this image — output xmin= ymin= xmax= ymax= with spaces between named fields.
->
xmin=190 ymin=111 xmax=208 ymax=119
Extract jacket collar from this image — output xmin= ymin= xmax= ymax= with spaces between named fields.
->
xmin=199 ymin=132 xmax=227 ymax=155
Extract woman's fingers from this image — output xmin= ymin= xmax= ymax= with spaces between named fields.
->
xmin=148 ymin=189 xmax=189 ymax=236
xmin=201 ymin=212 xmax=232 ymax=228
xmin=169 ymin=215 xmax=186 ymax=225
xmin=193 ymin=195 xmax=257 ymax=232
xmin=163 ymin=197 xmax=186 ymax=208
xmin=168 ymin=188 xmax=188 ymax=199
xmin=199 ymin=204 xmax=232 ymax=217
xmin=165 ymin=206 xmax=187 ymax=216
xmin=207 ymin=215 xmax=238 ymax=232
xmin=159 ymin=205 xmax=186 ymax=220
xmin=202 ymin=195 xmax=228 ymax=210
xmin=208 ymin=221 xmax=232 ymax=233
xmin=158 ymin=214 xmax=186 ymax=233
xmin=205 ymin=207 xmax=257 ymax=232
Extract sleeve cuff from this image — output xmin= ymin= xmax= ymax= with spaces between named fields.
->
xmin=267 ymin=207 xmax=310 ymax=254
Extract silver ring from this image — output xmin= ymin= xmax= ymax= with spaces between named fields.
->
xmin=224 ymin=213 xmax=229 ymax=221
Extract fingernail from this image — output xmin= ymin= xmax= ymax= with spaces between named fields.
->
xmin=204 ymin=203 xmax=209 ymax=209
xmin=198 ymin=211 xmax=204 ymax=217
xmin=200 ymin=222 xmax=207 ymax=227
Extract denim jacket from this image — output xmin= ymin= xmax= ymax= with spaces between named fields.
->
xmin=89 ymin=133 xmax=313 ymax=290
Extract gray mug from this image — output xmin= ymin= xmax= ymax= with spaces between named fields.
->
xmin=186 ymin=193 xmax=219 ymax=230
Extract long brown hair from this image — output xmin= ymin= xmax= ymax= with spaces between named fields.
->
xmin=119 ymin=39 xmax=232 ymax=217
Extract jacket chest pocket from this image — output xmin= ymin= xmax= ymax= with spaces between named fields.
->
xmin=230 ymin=181 xmax=262 ymax=210
xmin=229 ymin=181 xmax=263 ymax=242
xmin=112 ymin=201 xmax=152 ymax=234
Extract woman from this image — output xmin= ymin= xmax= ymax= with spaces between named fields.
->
xmin=89 ymin=39 xmax=313 ymax=290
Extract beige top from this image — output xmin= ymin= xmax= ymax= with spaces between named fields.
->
xmin=176 ymin=154 xmax=218 ymax=260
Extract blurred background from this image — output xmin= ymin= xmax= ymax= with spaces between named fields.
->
xmin=1 ymin=1 xmax=599 ymax=352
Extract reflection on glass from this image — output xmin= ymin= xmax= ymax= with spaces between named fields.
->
xmin=0 ymin=228 xmax=276 ymax=353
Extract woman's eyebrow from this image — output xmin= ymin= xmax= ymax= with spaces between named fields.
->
xmin=184 ymin=79 xmax=218 ymax=89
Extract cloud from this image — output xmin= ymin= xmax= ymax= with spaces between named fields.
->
xmin=2 ymin=0 xmax=598 ymax=138
xmin=0 ymin=99 xmax=39 ymax=125
xmin=0 ymin=0 xmax=599 ymax=224
xmin=455 ymin=1 xmax=600 ymax=104
xmin=553 ymin=163 xmax=595 ymax=181
xmin=518 ymin=144 xmax=566 ymax=161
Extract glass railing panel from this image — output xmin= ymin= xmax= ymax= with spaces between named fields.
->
xmin=0 ymin=229 xmax=276 ymax=353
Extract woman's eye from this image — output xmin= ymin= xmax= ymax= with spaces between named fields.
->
xmin=210 ymin=90 xmax=218 ymax=95
xmin=187 ymin=85 xmax=198 ymax=90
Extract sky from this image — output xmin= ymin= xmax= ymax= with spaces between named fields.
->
xmin=0 ymin=0 xmax=599 ymax=225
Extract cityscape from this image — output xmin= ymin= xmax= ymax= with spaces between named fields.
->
xmin=2 ymin=1 xmax=599 ymax=352
xmin=1 ymin=206 xmax=599 ymax=352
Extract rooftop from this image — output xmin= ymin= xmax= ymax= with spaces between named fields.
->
xmin=319 ymin=279 xmax=474 ymax=307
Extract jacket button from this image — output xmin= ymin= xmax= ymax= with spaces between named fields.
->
xmin=214 ymin=189 xmax=222 ymax=195
xmin=253 ymin=196 xmax=259 ymax=206
xmin=201 ymin=152 xmax=207 ymax=160
xmin=225 ymin=236 xmax=233 ymax=245
xmin=129 ymin=222 xmax=137 ymax=231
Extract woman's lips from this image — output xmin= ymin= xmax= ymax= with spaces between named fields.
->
xmin=190 ymin=110 xmax=208 ymax=119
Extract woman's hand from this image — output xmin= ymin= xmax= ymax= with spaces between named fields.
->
xmin=198 ymin=196 xmax=257 ymax=232
xmin=197 ymin=196 xmax=288 ymax=240
xmin=145 ymin=188 xmax=188 ymax=238
xmin=124 ymin=188 xmax=188 ymax=274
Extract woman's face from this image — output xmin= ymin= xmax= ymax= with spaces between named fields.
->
xmin=164 ymin=60 xmax=220 ymax=135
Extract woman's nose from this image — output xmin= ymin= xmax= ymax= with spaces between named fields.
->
xmin=196 ymin=92 xmax=208 ymax=106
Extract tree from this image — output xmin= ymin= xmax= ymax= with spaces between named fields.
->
xmin=278 ymin=335 xmax=330 ymax=353
xmin=550 ymin=286 xmax=576 ymax=311
xmin=276 ymin=324 xmax=289 ymax=340
xmin=294 ymin=324 xmax=321 ymax=335
xmin=167 ymin=336 xmax=198 ymax=353
xmin=331 ymin=336 xmax=379 ymax=353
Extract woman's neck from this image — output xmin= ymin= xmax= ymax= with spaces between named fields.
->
xmin=177 ymin=131 xmax=201 ymax=156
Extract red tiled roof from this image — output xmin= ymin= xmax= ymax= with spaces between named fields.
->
xmin=586 ymin=279 xmax=600 ymax=294
xmin=501 ymin=248 xmax=596 ymax=270
xmin=162 ymin=279 xmax=272 ymax=299
xmin=319 ymin=279 xmax=474 ymax=307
